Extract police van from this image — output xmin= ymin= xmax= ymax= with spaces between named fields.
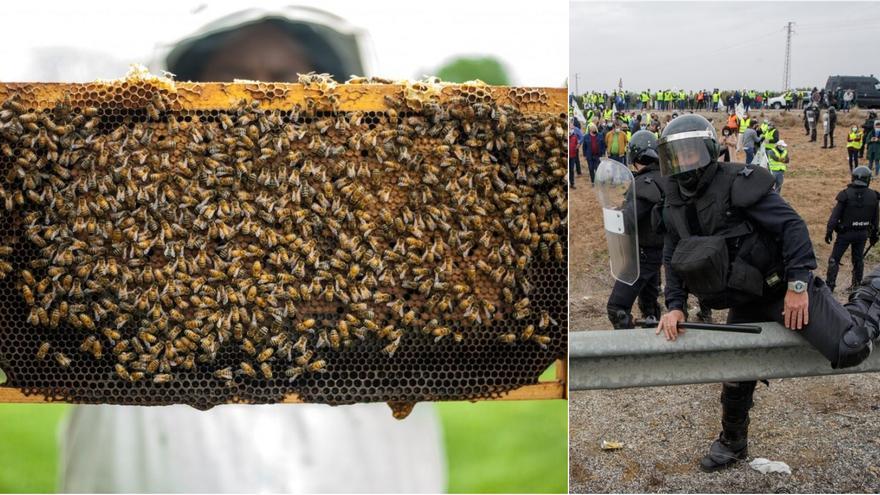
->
xmin=826 ymin=75 xmax=880 ymax=108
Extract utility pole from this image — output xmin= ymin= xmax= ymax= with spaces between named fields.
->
xmin=783 ymin=21 xmax=795 ymax=91
xmin=575 ymin=73 xmax=579 ymax=96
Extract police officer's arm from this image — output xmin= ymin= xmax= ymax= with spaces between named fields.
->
xmin=826 ymin=191 xmax=847 ymax=241
xmin=743 ymin=190 xmax=817 ymax=283
xmin=661 ymin=229 xmax=688 ymax=312
xmin=872 ymin=192 xmax=880 ymax=243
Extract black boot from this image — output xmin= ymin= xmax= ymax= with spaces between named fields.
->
xmin=826 ymin=257 xmax=840 ymax=293
xmin=700 ymin=381 xmax=756 ymax=472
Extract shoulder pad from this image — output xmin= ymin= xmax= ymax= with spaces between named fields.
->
xmin=731 ymin=164 xmax=775 ymax=208
xmin=635 ymin=173 xmax=663 ymax=204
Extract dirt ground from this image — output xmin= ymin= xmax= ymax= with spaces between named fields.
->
xmin=569 ymin=109 xmax=880 ymax=492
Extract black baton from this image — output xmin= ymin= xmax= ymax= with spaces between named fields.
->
xmin=635 ymin=319 xmax=763 ymax=334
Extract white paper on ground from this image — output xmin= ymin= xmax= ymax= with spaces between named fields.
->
xmin=749 ymin=457 xmax=792 ymax=474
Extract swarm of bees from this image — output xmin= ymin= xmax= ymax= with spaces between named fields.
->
xmin=0 ymin=74 xmax=566 ymax=398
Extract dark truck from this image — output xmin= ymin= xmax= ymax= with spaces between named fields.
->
xmin=826 ymin=75 xmax=880 ymax=108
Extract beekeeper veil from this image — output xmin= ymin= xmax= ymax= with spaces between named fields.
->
xmin=151 ymin=5 xmax=374 ymax=81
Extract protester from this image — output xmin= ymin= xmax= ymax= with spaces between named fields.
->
xmin=868 ymin=120 xmax=880 ymax=176
xmin=719 ymin=127 xmax=735 ymax=162
xmin=741 ymin=121 xmax=762 ymax=165
xmin=582 ymin=123 xmax=606 ymax=185
xmin=570 ymin=119 xmax=584 ymax=189
xmin=847 ymin=125 xmax=864 ymax=171
xmin=605 ymin=121 xmax=629 ymax=164
xmin=767 ymin=140 xmax=790 ymax=192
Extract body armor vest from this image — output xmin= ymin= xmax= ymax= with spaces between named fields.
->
xmin=633 ymin=167 xmax=665 ymax=249
xmin=664 ymin=163 xmax=785 ymax=308
xmin=838 ymin=186 xmax=879 ymax=232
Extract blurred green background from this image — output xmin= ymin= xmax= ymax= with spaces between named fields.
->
xmin=435 ymin=56 xmax=511 ymax=86
xmin=0 ymin=376 xmax=566 ymax=493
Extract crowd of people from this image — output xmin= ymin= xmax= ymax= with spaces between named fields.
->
xmin=569 ymin=100 xmax=880 ymax=193
xmin=577 ymin=86 xmax=863 ymax=114
xmin=569 ymin=108 xmax=791 ymax=192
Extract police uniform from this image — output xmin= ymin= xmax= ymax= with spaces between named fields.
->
xmin=805 ymin=105 xmax=819 ymax=142
xmin=606 ymin=131 xmax=666 ymax=328
xmin=825 ymin=171 xmax=880 ymax=292
xmin=657 ymin=114 xmax=878 ymax=472
xmin=606 ymin=164 xmax=665 ymax=328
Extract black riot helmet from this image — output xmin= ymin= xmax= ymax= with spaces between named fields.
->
xmin=657 ymin=113 xmax=719 ymax=178
xmin=852 ymin=166 xmax=872 ymax=187
xmin=627 ymin=130 xmax=659 ymax=166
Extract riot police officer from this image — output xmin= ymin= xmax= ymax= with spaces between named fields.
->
xmin=825 ymin=166 xmax=879 ymax=292
xmin=606 ymin=130 xmax=666 ymax=328
xmin=653 ymin=114 xmax=880 ymax=472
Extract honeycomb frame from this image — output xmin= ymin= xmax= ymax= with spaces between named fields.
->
xmin=0 ymin=77 xmax=567 ymax=409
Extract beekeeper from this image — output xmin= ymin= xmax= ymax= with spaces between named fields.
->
xmin=58 ymin=6 xmax=444 ymax=493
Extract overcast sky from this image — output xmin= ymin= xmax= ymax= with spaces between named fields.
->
xmin=570 ymin=1 xmax=880 ymax=93
xmin=0 ymin=0 xmax=567 ymax=87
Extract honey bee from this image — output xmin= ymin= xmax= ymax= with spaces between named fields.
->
xmin=54 ymin=352 xmax=71 ymax=368
xmin=36 ymin=342 xmax=51 ymax=360
xmin=401 ymin=310 xmax=416 ymax=326
xmin=497 ymin=333 xmax=517 ymax=344
xmin=256 ymin=347 xmax=274 ymax=363
xmin=431 ymin=326 xmax=450 ymax=343
xmin=115 ymin=364 xmax=131 ymax=381
xmin=285 ymin=366 xmax=304 ymax=381
xmin=382 ymin=337 xmax=401 ymax=357
xmin=530 ymin=334 xmax=551 ymax=349
xmin=21 ymin=285 xmax=34 ymax=305
xmin=238 ymin=361 xmax=257 ymax=378
xmin=307 ymin=359 xmax=327 ymax=373
xmin=259 ymin=362 xmax=273 ymax=379
xmin=153 ymin=373 xmax=174 ymax=384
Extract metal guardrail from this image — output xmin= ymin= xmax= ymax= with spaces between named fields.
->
xmin=570 ymin=322 xmax=880 ymax=390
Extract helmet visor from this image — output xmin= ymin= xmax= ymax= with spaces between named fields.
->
xmin=658 ymin=131 xmax=713 ymax=177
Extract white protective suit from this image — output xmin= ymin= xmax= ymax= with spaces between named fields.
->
xmin=58 ymin=6 xmax=444 ymax=493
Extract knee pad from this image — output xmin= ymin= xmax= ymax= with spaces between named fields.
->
xmin=839 ymin=270 xmax=880 ymax=367
xmin=606 ymin=307 xmax=634 ymax=329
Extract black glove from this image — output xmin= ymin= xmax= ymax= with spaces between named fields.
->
xmin=825 ymin=231 xmax=833 ymax=244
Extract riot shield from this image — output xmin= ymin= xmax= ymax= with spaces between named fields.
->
xmin=594 ymin=158 xmax=640 ymax=285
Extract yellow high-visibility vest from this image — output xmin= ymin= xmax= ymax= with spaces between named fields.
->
xmin=768 ymin=147 xmax=788 ymax=172
xmin=763 ymin=128 xmax=778 ymax=149
xmin=739 ymin=117 xmax=751 ymax=133
xmin=848 ymin=131 xmax=864 ymax=149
